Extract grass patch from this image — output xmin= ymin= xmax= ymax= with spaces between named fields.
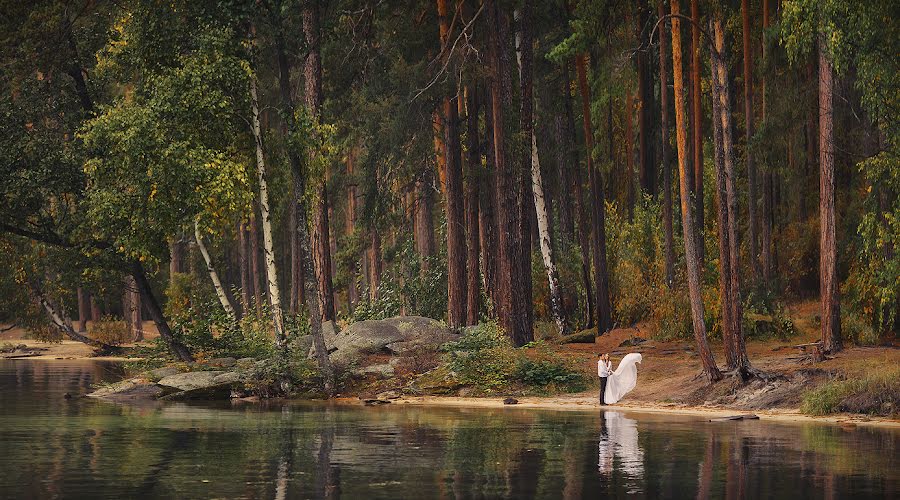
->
xmin=801 ymin=366 xmax=900 ymax=416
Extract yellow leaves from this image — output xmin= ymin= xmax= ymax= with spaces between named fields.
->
xmin=149 ymin=184 xmax=158 ymax=201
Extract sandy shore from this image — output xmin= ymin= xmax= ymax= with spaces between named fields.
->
xmin=389 ymin=395 xmax=900 ymax=429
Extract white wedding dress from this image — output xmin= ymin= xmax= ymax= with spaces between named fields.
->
xmin=604 ymin=353 xmax=642 ymax=404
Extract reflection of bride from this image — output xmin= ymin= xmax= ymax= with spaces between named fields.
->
xmin=604 ymin=353 xmax=642 ymax=404
xmin=597 ymin=411 xmax=644 ymax=481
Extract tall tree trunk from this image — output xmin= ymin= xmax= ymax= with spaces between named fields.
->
xmin=346 ymin=150 xmax=360 ymax=310
xmin=818 ymin=39 xmax=841 ymax=353
xmin=195 ymin=221 xmax=237 ymax=320
xmin=515 ymin=4 xmax=567 ymax=335
xmin=131 ymin=261 xmax=192 ymax=361
xmin=658 ymin=1 xmax=675 ymax=288
xmin=671 ymin=0 xmax=722 ymax=383
xmin=249 ymin=208 xmax=262 ymax=308
xmin=368 ymin=228 xmax=381 ymax=301
xmin=760 ymin=0 xmax=773 ymax=284
xmin=711 ymin=14 xmax=751 ymax=371
xmin=76 ymin=287 xmax=89 ymax=333
xmin=465 ymin=86 xmax=481 ymax=326
xmin=238 ymin=220 xmax=251 ymax=316
xmin=576 ymin=54 xmax=613 ymax=334
xmin=415 ymin=168 xmax=437 ymax=272
xmin=554 ymin=111 xmax=574 ymax=242
xmin=250 ymin=70 xmax=286 ymax=345
xmin=437 ymin=0 xmax=468 ymax=328
xmin=89 ymin=293 xmax=101 ymax=322
xmin=625 ymin=89 xmax=636 ymax=219
xmin=636 ymin=0 xmax=656 ymax=197
xmin=742 ymin=0 xmax=761 ymax=283
xmin=487 ymin=0 xmax=532 ymax=346
xmin=302 ymin=1 xmax=336 ymax=323
xmin=126 ymin=275 xmax=142 ymax=342
xmin=480 ymin=83 xmax=500 ymax=314
xmin=691 ymin=0 xmax=704 ymax=265
xmin=566 ymin=62 xmax=594 ymax=329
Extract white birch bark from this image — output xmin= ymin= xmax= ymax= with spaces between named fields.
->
xmin=194 ymin=220 xmax=237 ymax=320
xmin=515 ymin=10 xmax=568 ymax=335
xmin=250 ymin=74 xmax=286 ymax=343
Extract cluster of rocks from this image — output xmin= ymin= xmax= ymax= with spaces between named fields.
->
xmin=87 ymin=316 xmax=458 ymax=402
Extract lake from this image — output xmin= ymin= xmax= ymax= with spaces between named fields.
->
xmin=0 ymin=360 xmax=896 ymax=499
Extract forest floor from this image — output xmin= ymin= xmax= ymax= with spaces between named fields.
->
xmin=2 ymin=300 xmax=897 ymax=426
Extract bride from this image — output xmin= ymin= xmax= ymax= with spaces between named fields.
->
xmin=603 ymin=353 xmax=643 ymax=404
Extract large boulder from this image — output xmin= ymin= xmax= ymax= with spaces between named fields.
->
xmin=328 ymin=316 xmax=457 ymax=367
xmin=156 ymin=370 xmax=245 ymax=399
xmin=87 ymin=378 xmax=164 ymax=401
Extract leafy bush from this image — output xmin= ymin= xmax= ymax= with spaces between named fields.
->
xmin=515 ymin=359 xmax=586 ymax=393
xmin=89 ymin=315 xmax=129 ymax=345
xmin=801 ymin=366 xmax=900 ymax=416
xmin=243 ymin=353 xmax=322 ymax=398
xmin=742 ymin=290 xmax=798 ymax=340
xmin=441 ymin=322 xmax=517 ymax=393
xmin=168 ymin=297 xmax=274 ymax=360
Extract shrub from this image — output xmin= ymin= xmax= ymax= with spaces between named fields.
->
xmin=801 ymin=366 xmax=900 ymax=416
xmin=441 ymin=322 xmax=517 ymax=393
xmin=89 ymin=315 xmax=129 ymax=345
xmin=243 ymin=353 xmax=322 ymax=398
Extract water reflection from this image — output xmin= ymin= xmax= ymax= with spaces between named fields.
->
xmin=598 ymin=411 xmax=644 ymax=492
xmin=0 ymin=361 xmax=897 ymax=499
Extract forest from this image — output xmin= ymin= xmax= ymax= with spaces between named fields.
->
xmin=0 ymin=0 xmax=896 ymax=400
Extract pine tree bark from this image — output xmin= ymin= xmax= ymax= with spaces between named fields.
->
xmin=742 ymin=0 xmax=761 ymax=283
xmin=671 ymin=0 xmax=722 ymax=382
xmin=691 ymin=0 xmax=704 ymax=264
xmin=658 ymin=0 xmax=675 ymax=288
xmin=760 ymin=0 xmax=773 ymax=284
xmin=515 ymin=4 xmax=567 ymax=335
xmin=304 ymin=2 xmax=336 ymax=322
xmin=465 ymin=86 xmax=481 ymax=326
xmin=818 ymin=39 xmax=841 ymax=354
xmin=414 ymin=168 xmax=437 ymax=271
xmin=346 ymin=150 xmax=360 ymax=310
xmin=89 ymin=293 xmax=101 ymax=322
xmin=437 ymin=0 xmax=468 ymax=328
xmin=480 ymin=83 xmax=500 ymax=313
xmin=711 ymin=14 xmax=750 ymax=371
xmin=487 ymin=0 xmax=532 ymax=346
xmin=636 ymin=0 xmax=656 ymax=197
xmin=575 ymin=54 xmax=613 ymax=334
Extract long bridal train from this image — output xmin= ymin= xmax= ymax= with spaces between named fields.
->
xmin=604 ymin=353 xmax=643 ymax=404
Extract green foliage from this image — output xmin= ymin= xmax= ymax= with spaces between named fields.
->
xmin=243 ymin=352 xmax=322 ymax=398
xmin=741 ymin=290 xmax=798 ymax=341
xmin=801 ymin=366 xmax=900 ymax=416
xmin=442 ymin=322 xmax=518 ymax=393
xmin=168 ymin=297 xmax=274 ymax=360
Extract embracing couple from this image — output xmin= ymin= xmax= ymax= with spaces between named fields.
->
xmin=597 ymin=352 xmax=643 ymax=405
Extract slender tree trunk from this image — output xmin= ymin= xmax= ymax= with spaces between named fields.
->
xmin=711 ymin=14 xmax=751 ymax=371
xmin=465 ymin=86 xmax=481 ymax=326
xmin=742 ymin=0 xmax=761 ymax=283
xmin=249 ymin=208 xmax=262 ymax=308
xmin=818 ymin=39 xmax=841 ymax=353
xmin=658 ymin=1 xmax=675 ymax=288
xmin=487 ymin=0 xmax=531 ymax=346
xmin=636 ymin=0 xmax=656 ymax=197
xmin=195 ymin=221 xmax=237 ymax=320
xmin=126 ymin=275 xmax=142 ymax=342
xmin=131 ymin=260 xmax=192 ymax=361
xmin=566 ymin=62 xmax=594 ymax=329
xmin=671 ymin=0 xmax=721 ymax=382
xmin=250 ymin=71 xmax=286 ymax=345
xmin=760 ymin=0 xmax=773 ymax=284
xmin=626 ymin=89 xmax=636 ymax=219
xmin=437 ymin=0 xmax=468 ymax=328
xmin=368 ymin=228 xmax=381 ymax=301
xmin=554 ymin=111 xmax=574 ymax=241
xmin=76 ymin=287 xmax=89 ymax=333
xmin=480 ymin=83 xmax=500 ymax=314
xmin=691 ymin=0 xmax=705 ymax=265
xmin=515 ymin=4 xmax=567 ymax=335
xmin=89 ymin=293 xmax=101 ymax=322
xmin=33 ymin=284 xmax=121 ymax=353
xmin=575 ymin=54 xmax=613 ymax=334
xmin=238 ymin=220 xmax=251 ymax=315
xmin=346 ymin=150 xmax=360 ymax=310
xmin=169 ymin=237 xmax=183 ymax=286
xmin=415 ymin=168 xmax=437 ymax=272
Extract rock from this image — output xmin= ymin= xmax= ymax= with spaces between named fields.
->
xmin=376 ymin=390 xmax=401 ymax=400
xmin=158 ymin=371 xmax=227 ymax=391
xmin=88 ymin=378 xmax=164 ymax=401
xmin=362 ymin=399 xmax=391 ymax=406
xmin=503 ymin=397 xmax=519 ymax=405
xmin=353 ymin=363 xmax=395 ymax=379
xmin=237 ymin=357 xmax=255 ymax=364
xmin=148 ymin=366 xmax=181 ymax=380
xmin=328 ymin=316 xmax=457 ymax=367
xmin=554 ymin=330 xmax=596 ymax=344
xmin=208 ymin=357 xmax=237 ymax=368
xmin=211 ymin=371 xmax=243 ymax=385
xmin=619 ymin=336 xmax=647 ymax=348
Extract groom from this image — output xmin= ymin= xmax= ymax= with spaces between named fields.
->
xmin=597 ymin=353 xmax=612 ymax=405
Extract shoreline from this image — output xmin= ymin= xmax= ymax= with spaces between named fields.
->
xmin=387 ymin=395 xmax=900 ymax=429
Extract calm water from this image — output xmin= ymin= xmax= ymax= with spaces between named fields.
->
xmin=0 ymin=361 xmax=896 ymax=499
